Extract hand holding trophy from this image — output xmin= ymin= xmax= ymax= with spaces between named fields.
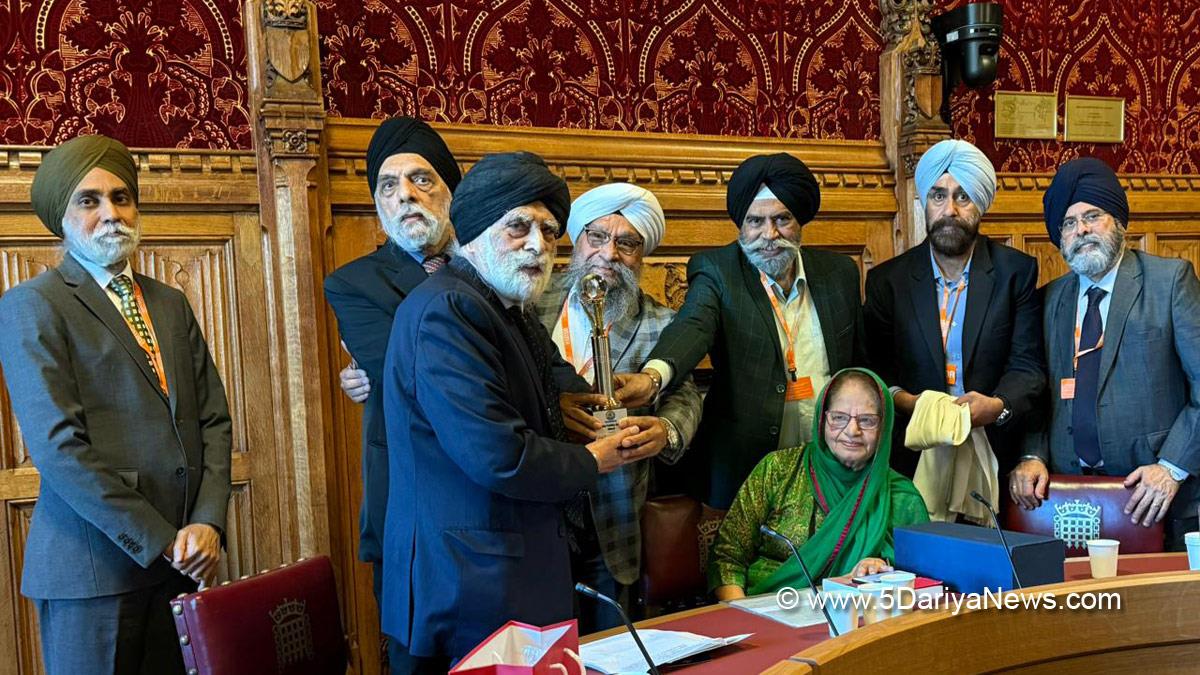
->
xmin=579 ymin=273 xmax=628 ymax=437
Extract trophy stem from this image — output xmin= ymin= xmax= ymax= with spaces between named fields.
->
xmin=591 ymin=334 xmax=622 ymax=410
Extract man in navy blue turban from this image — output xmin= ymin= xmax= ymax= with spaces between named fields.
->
xmin=1014 ymin=156 xmax=1200 ymax=553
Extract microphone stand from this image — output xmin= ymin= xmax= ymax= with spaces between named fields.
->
xmin=574 ymin=583 xmax=660 ymax=675
xmin=759 ymin=525 xmax=841 ymax=636
xmin=970 ymin=490 xmax=1024 ymax=589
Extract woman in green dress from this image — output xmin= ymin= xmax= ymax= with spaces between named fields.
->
xmin=709 ymin=367 xmax=929 ymax=600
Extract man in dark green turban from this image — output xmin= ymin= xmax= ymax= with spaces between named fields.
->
xmin=0 ymin=134 xmax=232 ymax=674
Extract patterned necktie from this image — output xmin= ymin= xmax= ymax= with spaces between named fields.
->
xmin=422 ymin=253 xmax=449 ymax=275
xmin=1072 ymin=286 xmax=1107 ymax=466
xmin=109 ymin=274 xmax=166 ymax=393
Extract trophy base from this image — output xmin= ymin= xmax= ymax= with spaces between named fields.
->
xmin=592 ymin=408 xmax=628 ymax=439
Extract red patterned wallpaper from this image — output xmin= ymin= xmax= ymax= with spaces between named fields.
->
xmin=316 ymin=0 xmax=884 ymax=139
xmin=943 ymin=0 xmax=1200 ymax=173
xmin=0 ymin=0 xmax=250 ymax=148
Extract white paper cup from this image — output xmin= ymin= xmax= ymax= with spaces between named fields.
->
xmin=857 ymin=582 xmax=891 ymax=624
xmin=1087 ymin=539 xmax=1120 ymax=578
xmin=1185 ymin=532 xmax=1200 ymax=571
xmin=878 ymin=572 xmax=917 ymax=616
xmin=820 ymin=590 xmax=860 ymax=637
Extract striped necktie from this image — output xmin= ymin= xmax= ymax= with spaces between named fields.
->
xmin=422 ymin=253 xmax=449 ymax=275
xmin=108 ymin=274 xmax=167 ymax=393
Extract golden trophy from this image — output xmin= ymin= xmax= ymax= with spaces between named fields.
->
xmin=579 ymin=273 xmax=627 ymax=437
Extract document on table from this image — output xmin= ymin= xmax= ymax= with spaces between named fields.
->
xmin=726 ymin=590 xmax=829 ymax=629
xmin=580 ymin=629 xmax=752 ymax=674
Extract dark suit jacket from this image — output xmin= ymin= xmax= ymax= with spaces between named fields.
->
xmin=324 ymin=242 xmax=428 ymax=564
xmin=0 ymin=253 xmax=232 ymax=599
xmin=1026 ymin=250 xmax=1200 ymax=517
xmin=864 ymin=236 xmax=1045 ymax=477
xmin=647 ymin=243 xmax=865 ymax=508
xmin=381 ymin=258 xmax=598 ymax=659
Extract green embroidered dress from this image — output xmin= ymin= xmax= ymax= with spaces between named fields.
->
xmin=707 ymin=368 xmax=930 ymax=595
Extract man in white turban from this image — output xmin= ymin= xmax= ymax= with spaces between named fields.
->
xmin=864 ymin=139 xmax=1045 ymax=513
xmin=536 ymin=182 xmax=701 ymax=633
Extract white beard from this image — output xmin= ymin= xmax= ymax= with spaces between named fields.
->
xmin=64 ymin=217 xmax=140 ymax=268
xmin=561 ymin=254 xmax=640 ymax=324
xmin=468 ymin=231 xmax=553 ymax=307
xmin=739 ymin=233 xmax=800 ymax=280
xmin=378 ymin=202 xmax=448 ymax=254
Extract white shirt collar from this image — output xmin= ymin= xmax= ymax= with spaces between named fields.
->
xmin=71 ymin=252 xmax=132 ymax=291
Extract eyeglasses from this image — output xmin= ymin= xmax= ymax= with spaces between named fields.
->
xmin=1060 ymin=209 xmax=1109 ymax=234
xmin=583 ymin=227 xmax=644 ymax=256
xmin=825 ymin=411 xmax=881 ymax=431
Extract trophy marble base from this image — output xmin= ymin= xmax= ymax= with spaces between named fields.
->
xmin=592 ymin=408 xmax=628 ymax=439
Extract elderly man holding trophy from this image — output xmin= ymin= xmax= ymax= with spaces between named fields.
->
xmin=538 ymin=182 xmax=702 ymax=633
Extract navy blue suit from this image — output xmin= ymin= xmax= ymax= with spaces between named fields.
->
xmin=381 ymin=258 xmax=598 ymax=659
xmin=324 ymin=242 xmax=428 ymax=567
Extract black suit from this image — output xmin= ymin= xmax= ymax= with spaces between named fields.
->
xmin=647 ymin=243 xmax=866 ymax=508
xmin=324 ymin=242 xmax=428 ymax=571
xmin=864 ymin=236 xmax=1045 ymax=477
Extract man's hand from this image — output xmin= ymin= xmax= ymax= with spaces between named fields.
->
xmin=954 ymin=391 xmax=1005 ymax=428
xmin=614 ymin=372 xmax=658 ymax=409
xmin=559 ymin=392 xmax=607 ymax=440
xmin=340 ymin=363 xmax=370 ymax=404
xmin=1124 ymin=464 xmax=1181 ymax=527
xmin=851 ymin=557 xmax=894 ymax=578
xmin=893 ymin=389 xmax=918 ymax=417
xmin=1010 ymin=458 xmax=1049 ymax=510
xmin=170 ymin=524 xmax=221 ymax=588
xmin=616 ymin=416 xmax=668 ymax=462
xmin=586 ymin=426 xmax=640 ymax=474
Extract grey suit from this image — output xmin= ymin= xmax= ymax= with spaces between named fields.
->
xmin=1027 ymin=250 xmax=1200 ymax=536
xmin=0 ymin=253 xmax=232 ymax=673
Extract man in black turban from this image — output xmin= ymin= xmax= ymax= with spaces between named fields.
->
xmin=1 ymin=135 xmax=232 ymax=674
xmin=323 ymin=117 xmax=463 ymax=669
xmin=624 ymin=152 xmax=865 ymax=509
xmin=1013 ymin=157 xmax=1200 ymax=552
xmin=379 ymin=150 xmax=638 ymax=668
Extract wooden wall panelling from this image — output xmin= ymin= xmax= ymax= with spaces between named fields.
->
xmin=0 ymin=146 xmax=281 ymax=675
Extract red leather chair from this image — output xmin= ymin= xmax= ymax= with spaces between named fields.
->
xmin=637 ymin=495 xmax=726 ymax=618
xmin=170 ymin=555 xmax=347 ymax=674
xmin=1003 ymin=475 xmax=1165 ymax=554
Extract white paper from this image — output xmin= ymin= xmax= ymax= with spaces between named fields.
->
xmin=726 ymin=590 xmax=830 ymax=629
xmin=580 ymin=629 xmax=751 ymax=674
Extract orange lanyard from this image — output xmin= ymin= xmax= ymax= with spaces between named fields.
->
xmin=759 ymin=272 xmax=805 ymax=381
xmin=938 ymin=277 xmax=967 ymax=351
xmin=128 ymin=281 xmax=169 ymax=394
xmin=1072 ymin=296 xmax=1105 ymax=372
xmin=560 ymin=298 xmax=610 ymax=378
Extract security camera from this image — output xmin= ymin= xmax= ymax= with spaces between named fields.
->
xmin=932 ymin=3 xmax=1003 ymax=123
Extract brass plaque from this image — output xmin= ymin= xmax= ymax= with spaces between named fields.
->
xmin=1065 ymin=95 xmax=1126 ymax=143
xmin=993 ymin=91 xmax=1058 ymax=139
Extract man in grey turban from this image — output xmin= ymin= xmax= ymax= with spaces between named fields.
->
xmin=864 ymin=138 xmax=1045 ymax=489
xmin=537 ymin=182 xmax=701 ymax=632
xmin=0 ymin=134 xmax=231 ymax=674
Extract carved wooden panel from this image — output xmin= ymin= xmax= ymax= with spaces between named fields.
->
xmin=6 ymin=500 xmax=41 ymax=675
xmin=1156 ymin=236 xmax=1200 ymax=274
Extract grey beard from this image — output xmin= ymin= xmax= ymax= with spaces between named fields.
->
xmin=1064 ymin=226 xmax=1124 ymax=278
xmin=464 ymin=230 xmax=552 ymax=307
xmin=64 ymin=219 xmax=140 ymax=268
xmin=562 ymin=256 xmax=640 ymax=324
xmin=379 ymin=203 xmax=447 ymax=254
xmin=739 ymin=236 xmax=799 ymax=280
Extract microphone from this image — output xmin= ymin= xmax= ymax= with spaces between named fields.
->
xmin=970 ymin=490 xmax=1024 ymax=590
xmin=758 ymin=525 xmax=840 ymax=636
xmin=574 ymin=583 xmax=660 ymax=675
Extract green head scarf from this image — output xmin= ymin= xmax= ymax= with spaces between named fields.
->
xmin=31 ymin=135 xmax=139 ymax=238
xmin=748 ymin=367 xmax=924 ymax=594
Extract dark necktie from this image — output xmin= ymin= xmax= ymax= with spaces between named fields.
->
xmin=421 ymin=253 xmax=449 ymax=275
xmin=1072 ymin=286 xmax=1107 ymax=466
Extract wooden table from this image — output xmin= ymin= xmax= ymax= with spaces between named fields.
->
xmin=583 ymin=552 xmax=1193 ymax=674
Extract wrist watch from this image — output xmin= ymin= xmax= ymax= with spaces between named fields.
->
xmin=994 ymin=394 xmax=1013 ymax=426
xmin=662 ymin=418 xmax=682 ymax=451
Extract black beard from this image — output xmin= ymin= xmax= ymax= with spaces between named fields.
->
xmin=928 ymin=216 xmax=977 ymax=257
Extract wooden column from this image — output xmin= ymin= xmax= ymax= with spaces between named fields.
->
xmin=879 ymin=0 xmax=952 ymax=252
xmin=244 ymin=0 xmax=332 ymax=560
